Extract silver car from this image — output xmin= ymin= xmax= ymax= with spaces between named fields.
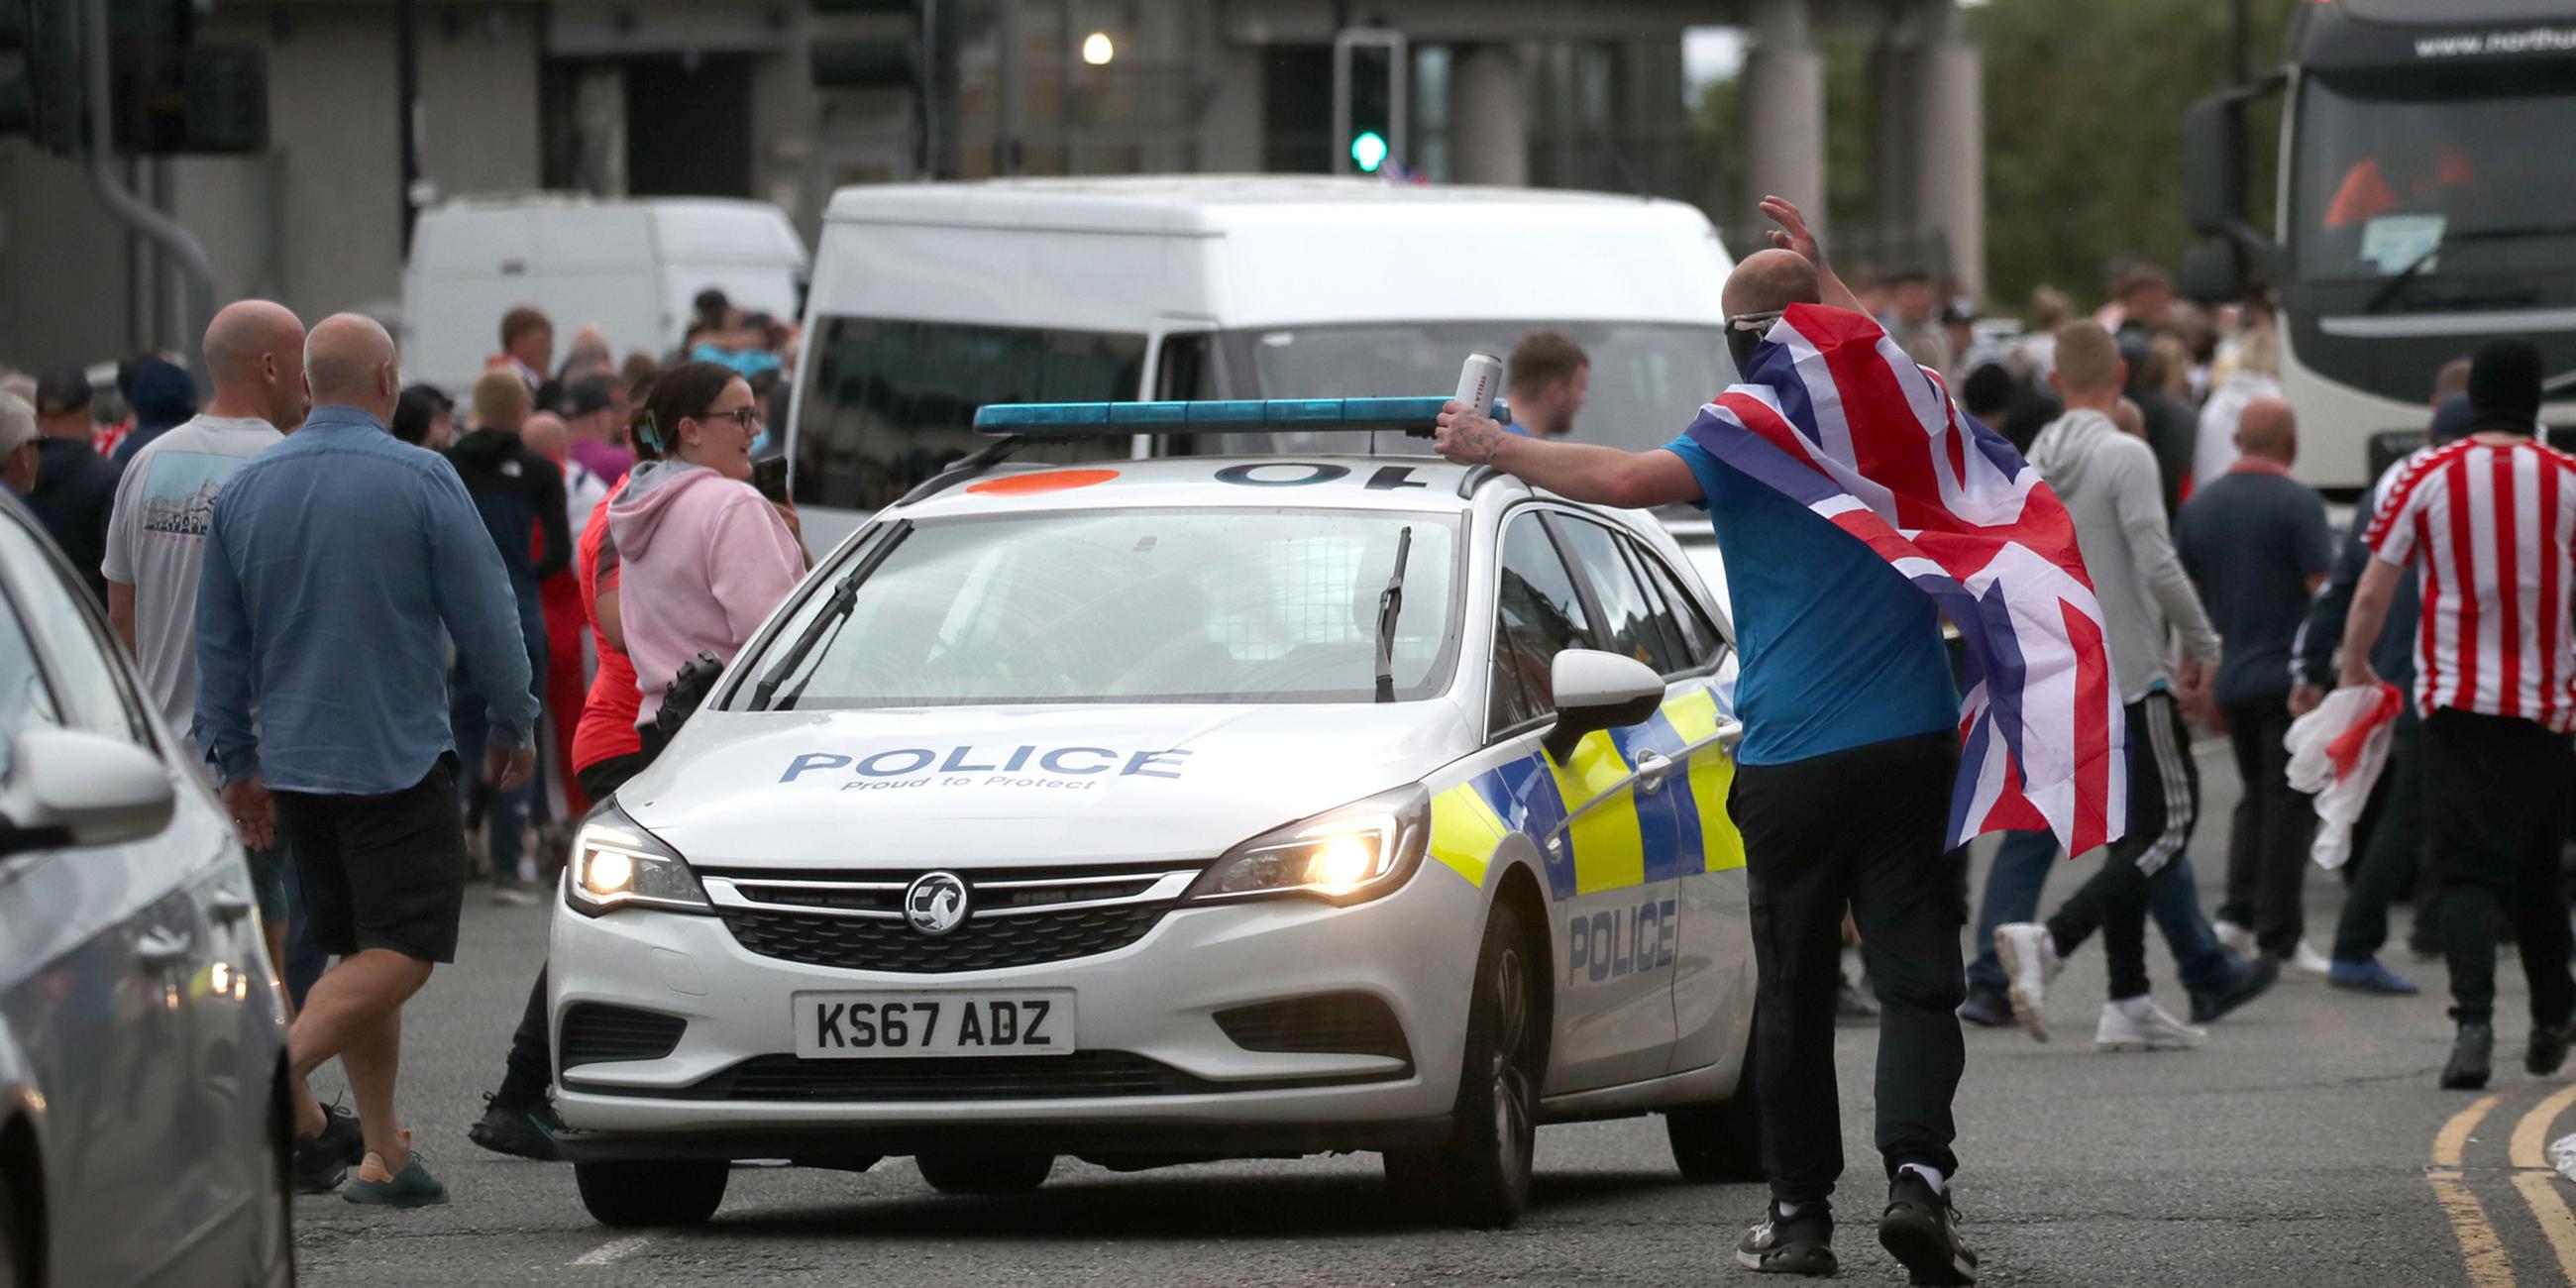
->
xmin=0 ymin=493 xmax=291 ymax=1286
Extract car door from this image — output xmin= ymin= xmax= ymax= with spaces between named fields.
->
xmin=0 ymin=509 xmax=226 ymax=1286
xmin=1480 ymin=510 xmax=1676 ymax=1092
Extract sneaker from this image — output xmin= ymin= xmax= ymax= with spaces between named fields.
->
xmin=1957 ymin=984 xmax=2013 ymax=1028
xmin=1992 ymin=923 xmax=2060 ymax=1042
xmin=290 ymin=1102 xmax=366 ymax=1193
xmin=2530 ymin=1021 xmax=2575 ymax=1077
xmin=1879 ymin=1170 xmax=1979 ymax=1286
xmin=1836 ymin=973 xmax=1880 ymax=1027
xmin=2326 ymin=957 xmax=2419 ymax=996
xmin=467 ymin=1092 xmax=565 ymax=1161
xmin=489 ymin=879 xmax=540 ymax=908
xmin=1736 ymin=1200 xmax=1837 ymax=1276
xmin=2286 ymin=938 xmax=2334 ymax=978
xmin=2190 ymin=953 xmax=2279 ymax=1024
xmin=2442 ymin=1022 xmax=2495 ymax=1091
xmin=2212 ymin=919 xmax=2257 ymax=958
xmin=2094 ymin=999 xmax=2206 ymax=1052
xmin=344 ymin=1132 xmax=449 ymax=1208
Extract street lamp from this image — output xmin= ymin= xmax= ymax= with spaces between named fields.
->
xmin=1081 ymin=31 xmax=1114 ymax=65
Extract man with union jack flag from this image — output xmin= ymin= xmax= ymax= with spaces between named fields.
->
xmin=1432 ymin=197 xmax=2119 ymax=1285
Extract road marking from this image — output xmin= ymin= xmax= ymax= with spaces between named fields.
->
xmin=2513 ymin=1172 xmax=2576 ymax=1284
xmin=2510 ymin=1082 xmax=2576 ymax=1169
xmin=573 ymin=1235 xmax=653 ymax=1266
xmin=2432 ymin=1096 xmax=2517 ymax=1287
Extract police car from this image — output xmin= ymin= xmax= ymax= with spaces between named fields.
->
xmin=547 ymin=398 xmax=1761 ymax=1231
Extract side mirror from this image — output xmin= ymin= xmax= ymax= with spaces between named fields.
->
xmin=2179 ymin=238 xmax=2249 ymax=307
xmin=1543 ymin=650 xmax=1665 ymax=762
xmin=0 ymin=727 xmax=176 ymax=858
xmin=2184 ymin=95 xmax=2245 ymax=239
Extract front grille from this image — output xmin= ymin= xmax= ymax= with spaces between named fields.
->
xmin=1215 ymin=994 xmax=1412 ymax=1064
xmin=560 ymin=1003 xmax=687 ymax=1068
xmin=572 ymin=1051 xmax=1402 ymax=1102
xmin=720 ymin=903 xmax=1170 ymax=973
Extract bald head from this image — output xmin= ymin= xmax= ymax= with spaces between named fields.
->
xmin=522 ymin=412 xmax=569 ymax=464
xmin=1723 ymin=249 xmax=1823 ymax=320
xmin=203 ymin=300 xmax=309 ymax=430
xmin=306 ymin=313 xmax=399 ymax=421
xmin=2235 ymin=395 xmax=2297 ymax=464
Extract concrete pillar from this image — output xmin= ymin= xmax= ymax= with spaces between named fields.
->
xmin=1870 ymin=32 xmax=1920 ymax=238
xmin=1913 ymin=3 xmax=1985 ymax=298
xmin=1450 ymin=44 xmax=1529 ymax=188
xmin=1199 ymin=43 xmax=1265 ymax=173
xmin=1743 ymin=0 xmax=1825 ymax=232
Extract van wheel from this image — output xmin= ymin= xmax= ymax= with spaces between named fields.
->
xmin=1666 ymin=1029 xmax=1765 ymax=1183
xmin=574 ymin=1159 xmax=728 ymax=1228
xmin=915 ymin=1152 xmax=1054 ymax=1195
xmin=1383 ymin=900 xmax=1542 ymax=1229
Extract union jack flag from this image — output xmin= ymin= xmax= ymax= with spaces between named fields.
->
xmin=1681 ymin=304 xmax=2126 ymax=856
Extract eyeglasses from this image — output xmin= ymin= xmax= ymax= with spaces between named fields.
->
xmin=704 ymin=406 xmax=761 ymax=432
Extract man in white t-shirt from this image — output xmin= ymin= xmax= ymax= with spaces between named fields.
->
xmin=104 ymin=299 xmax=312 ymax=974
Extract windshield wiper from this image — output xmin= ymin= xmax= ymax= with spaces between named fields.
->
xmin=2366 ymin=224 xmax=2576 ymax=314
xmin=1373 ymin=526 xmax=1414 ymax=703
xmin=749 ymin=520 xmax=912 ymax=711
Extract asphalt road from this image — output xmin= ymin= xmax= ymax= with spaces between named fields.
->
xmin=294 ymin=735 xmax=2571 ymax=1287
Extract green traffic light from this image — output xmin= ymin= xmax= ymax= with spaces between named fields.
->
xmin=1350 ymin=131 xmax=1389 ymax=173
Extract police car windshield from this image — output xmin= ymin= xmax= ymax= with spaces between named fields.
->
xmin=1214 ymin=322 xmax=1736 ymax=456
xmin=752 ymin=508 xmax=1461 ymax=707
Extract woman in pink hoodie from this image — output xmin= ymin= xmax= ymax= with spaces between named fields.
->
xmin=605 ymin=361 xmax=805 ymax=727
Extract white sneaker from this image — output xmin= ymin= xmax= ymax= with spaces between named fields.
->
xmin=489 ymin=880 xmax=539 ymax=908
xmin=1993 ymin=923 xmax=2062 ymax=1042
xmin=2288 ymin=938 xmax=2334 ymax=978
xmin=2212 ymin=919 xmax=2257 ymax=958
xmin=2095 ymin=999 xmax=2207 ymax=1051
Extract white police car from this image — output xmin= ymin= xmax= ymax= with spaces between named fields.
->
xmin=548 ymin=398 xmax=1761 ymax=1231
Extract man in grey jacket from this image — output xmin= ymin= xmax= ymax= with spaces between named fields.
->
xmin=1993 ymin=321 xmax=2228 ymax=1052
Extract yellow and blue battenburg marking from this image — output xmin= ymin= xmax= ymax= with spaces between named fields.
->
xmin=1427 ymin=687 xmax=1747 ymax=897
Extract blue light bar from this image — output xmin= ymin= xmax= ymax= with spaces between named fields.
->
xmin=971 ymin=396 xmax=1513 ymax=436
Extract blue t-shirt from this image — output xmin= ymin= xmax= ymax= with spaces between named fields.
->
xmin=2175 ymin=468 xmax=2336 ymax=706
xmin=1665 ymin=437 xmax=1958 ymax=766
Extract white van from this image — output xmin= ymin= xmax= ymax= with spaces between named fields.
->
xmin=401 ymin=194 xmax=809 ymax=396
xmin=785 ymin=177 xmax=1738 ymax=553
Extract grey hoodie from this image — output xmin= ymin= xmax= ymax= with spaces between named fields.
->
xmin=2026 ymin=408 xmax=2223 ymax=703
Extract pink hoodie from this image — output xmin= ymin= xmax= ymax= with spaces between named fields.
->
xmin=606 ymin=461 xmax=804 ymax=723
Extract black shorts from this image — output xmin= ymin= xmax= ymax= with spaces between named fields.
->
xmin=277 ymin=755 xmax=469 ymax=965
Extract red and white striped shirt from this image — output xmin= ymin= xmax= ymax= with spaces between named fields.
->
xmin=2366 ymin=437 xmax=2576 ymax=730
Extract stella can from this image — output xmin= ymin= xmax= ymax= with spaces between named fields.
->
xmin=1452 ymin=351 xmax=1504 ymax=421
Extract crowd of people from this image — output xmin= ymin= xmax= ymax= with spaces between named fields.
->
xmin=0 ymin=292 xmax=808 ymax=1207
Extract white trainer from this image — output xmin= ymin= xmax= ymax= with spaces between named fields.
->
xmin=2212 ymin=920 xmax=2257 ymax=958
xmin=2288 ymin=938 xmax=2334 ymax=978
xmin=1993 ymin=923 xmax=2062 ymax=1042
xmin=2095 ymin=999 xmax=2207 ymax=1051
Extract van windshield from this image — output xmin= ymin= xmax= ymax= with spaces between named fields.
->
xmin=1211 ymin=321 xmax=1736 ymax=456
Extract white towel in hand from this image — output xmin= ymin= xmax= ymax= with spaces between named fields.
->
xmin=2283 ymin=683 xmax=2404 ymax=870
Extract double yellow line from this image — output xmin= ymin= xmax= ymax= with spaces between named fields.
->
xmin=2433 ymin=1085 xmax=2576 ymax=1285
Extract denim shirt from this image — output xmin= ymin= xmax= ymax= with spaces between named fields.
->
xmin=191 ymin=405 xmax=536 ymax=795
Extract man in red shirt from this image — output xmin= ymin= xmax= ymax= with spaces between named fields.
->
xmin=2344 ymin=338 xmax=2576 ymax=1090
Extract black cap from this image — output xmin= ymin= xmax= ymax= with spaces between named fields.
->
xmin=567 ymin=376 xmax=617 ymax=417
xmin=34 ymin=368 xmax=90 ymax=417
xmin=2466 ymin=338 xmax=2542 ymax=434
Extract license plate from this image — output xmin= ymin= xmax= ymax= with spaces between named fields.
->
xmin=792 ymin=992 xmax=1077 ymax=1058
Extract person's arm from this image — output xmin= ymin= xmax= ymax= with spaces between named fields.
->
xmin=1433 ymin=405 xmax=1700 ymax=507
xmin=2293 ymin=519 xmax=2373 ymax=711
xmin=707 ymin=491 xmax=809 ymax=648
xmin=188 ymin=511 xmax=272 ymax=846
xmin=527 ymin=454 xmax=573 ymax=582
xmin=100 ymin=462 xmax=142 ymax=649
xmin=2340 ymin=558 xmax=2407 ymax=691
xmin=2116 ymin=445 xmax=2222 ymax=669
xmin=106 ymin=580 xmax=137 ymax=650
xmin=2295 ymin=489 xmax=2336 ymax=596
xmin=594 ymin=576 xmax=625 ymax=653
xmin=421 ymin=463 xmax=539 ymax=786
xmin=1757 ymin=195 xmax=1867 ymax=314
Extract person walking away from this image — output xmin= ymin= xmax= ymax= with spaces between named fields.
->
xmin=24 ymin=369 xmax=120 ymax=605
xmin=104 ymin=299 xmax=314 ymax=1030
xmin=2120 ymin=330 xmax=2198 ymax=516
xmin=109 ymin=356 xmax=197 ymax=468
xmin=563 ymin=376 xmax=633 ymax=486
xmin=0 ymin=394 xmax=37 ymax=495
xmin=2295 ymin=393 xmax=2478 ymax=991
xmin=607 ymin=362 xmax=805 ymax=739
xmin=195 ymin=313 xmax=537 ymax=1204
xmin=1435 ymin=203 xmax=2029 ymax=1281
xmin=521 ymin=412 xmax=602 ymax=825
xmin=448 ymin=371 xmax=570 ymax=904
xmin=392 ymin=383 xmax=456 ymax=450
xmin=1885 ymin=270 xmax=1953 ymax=375
xmin=2340 ymin=338 xmax=2576 ymax=1091
xmin=2176 ymin=397 xmax=2337 ymax=978
xmin=1505 ymin=333 xmax=1589 ymax=440
xmin=1992 ymin=320 xmax=2227 ymax=1053
xmin=2192 ymin=323 xmax=2283 ymax=489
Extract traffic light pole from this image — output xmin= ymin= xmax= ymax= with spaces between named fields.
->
xmin=82 ymin=0 xmax=215 ymax=380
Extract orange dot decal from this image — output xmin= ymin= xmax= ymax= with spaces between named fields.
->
xmin=966 ymin=469 xmax=1123 ymax=496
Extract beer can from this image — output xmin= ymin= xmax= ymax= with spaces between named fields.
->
xmin=1453 ymin=351 xmax=1504 ymax=420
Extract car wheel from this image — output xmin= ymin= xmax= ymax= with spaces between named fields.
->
xmin=247 ymin=1074 xmax=297 ymax=1286
xmin=573 ymin=1160 xmax=729 ymax=1228
xmin=914 ymin=1152 xmax=1054 ymax=1195
xmin=0 ymin=1163 xmax=22 ymax=1288
xmin=1383 ymin=900 xmax=1542 ymax=1229
xmin=1665 ymin=1030 xmax=1765 ymax=1183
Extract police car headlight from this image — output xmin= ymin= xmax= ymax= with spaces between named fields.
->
xmin=1187 ymin=786 xmax=1430 ymax=907
xmin=566 ymin=803 xmax=711 ymax=916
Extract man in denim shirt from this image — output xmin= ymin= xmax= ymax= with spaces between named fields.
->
xmin=195 ymin=313 xmax=537 ymax=1208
